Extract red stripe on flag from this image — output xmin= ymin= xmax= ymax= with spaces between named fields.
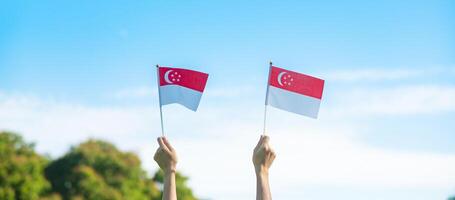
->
xmin=269 ymin=66 xmax=324 ymax=99
xmin=159 ymin=67 xmax=209 ymax=92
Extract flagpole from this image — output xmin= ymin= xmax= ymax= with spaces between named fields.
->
xmin=156 ymin=64 xmax=165 ymax=137
xmin=262 ymin=61 xmax=273 ymax=135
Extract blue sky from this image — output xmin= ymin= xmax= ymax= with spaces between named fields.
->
xmin=1 ymin=1 xmax=455 ymax=199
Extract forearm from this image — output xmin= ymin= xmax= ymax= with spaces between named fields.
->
xmin=162 ymin=171 xmax=177 ymax=200
xmin=256 ymin=170 xmax=272 ymax=200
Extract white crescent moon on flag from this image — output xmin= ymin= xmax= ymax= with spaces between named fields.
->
xmin=277 ymin=71 xmax=287 ymax=86
xmin=164 ymin=70 xmax=173 ymax=84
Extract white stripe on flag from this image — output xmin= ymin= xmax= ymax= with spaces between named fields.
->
xmin=159 ymin=85 xmax=203 ymax=111
xmin=267 ymin=86 xmax=321 ymax=118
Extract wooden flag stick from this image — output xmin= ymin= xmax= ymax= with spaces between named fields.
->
xmin=156 ymin=64 xmax=165 ymax=137
xmin=262 ymin=61 xmax=273 ymax=135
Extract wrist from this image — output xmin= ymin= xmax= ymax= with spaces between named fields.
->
xmin=163 ymin=165 xmax=177 ymax=175
xmin=255 ymin=166 xmax=269 ymax=177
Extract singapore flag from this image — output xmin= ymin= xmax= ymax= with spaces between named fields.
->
xmin=157 ymin=66 xmax=209 ymax=111
xmin=266 ymin=66 xmax=325 ymax=118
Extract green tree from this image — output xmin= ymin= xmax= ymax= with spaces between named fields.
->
xmin=1 ymin=132 xmax=199 ymax=200
xmin=45 ymin=139 xmax=161 ymax=200
xmin=0 ymin=131 xmax=57 ymax=200
xmin=153 ymin=170 xmax=198 ymax=200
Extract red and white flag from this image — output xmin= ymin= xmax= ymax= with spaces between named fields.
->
xmin=158 ymin=66 xmax=209 ymax=111
xmin=266 ymin=66 xmax=325 ymax=118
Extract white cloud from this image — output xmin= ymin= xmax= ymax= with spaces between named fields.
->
xmin=327 ymin=85 xmax=455 ymax=117
xmin=0 ymin=93 xmax=161 ymax=155
xmin=137 ymin=126 xmax=455 ymax=200
xmin=111 ymin=85 xmax=259 ymax=100
xmin=1 ymin=89 xmax=455 ymax=200
xmin=272 ymin=131 xmax=455 ymax=188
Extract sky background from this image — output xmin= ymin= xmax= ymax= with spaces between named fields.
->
xmin=1 ymin=0 xmax=455 ymax=199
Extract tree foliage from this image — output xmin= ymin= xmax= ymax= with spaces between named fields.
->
xmin=45 ymin=139 xmax=161 ymax=200
xmin=0 ymin=131 xmax=55 ymax=200
xmin=1 ymin=131 xmax=199 ymax=200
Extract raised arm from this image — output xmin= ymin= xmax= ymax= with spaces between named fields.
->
xmin=154 ymin=137 xmax=178 ymax=200
xmin=253 ymin=135 xmax=276 ymax=200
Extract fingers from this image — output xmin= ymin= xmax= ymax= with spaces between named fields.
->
xmin=255 ymin=135 xmax=264 ymax=149
xmin=255 ymin=135 xmax=270 ymax=150
xmin=157 ymin=137 xmax=165 ymax=148
xmin=269 ymin=150 xmax=276 ymax=164
xmin=162 ymin=137 xmax=175 ymax=152
xmin=157 ymin=137 xmax=170 ymax=153
xmin=262 ymin=135 xmax=270 ymax=146
xmin=263 ymin=144 xmax=275 ymax=157
xmin=153 ymin=148 xmax=160 ymax=161
xmin=267 ymin=149 xmax=276 ymax=158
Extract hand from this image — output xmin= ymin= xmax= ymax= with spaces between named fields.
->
xmin=154 ymin=137 xmax=178 ymax=174
xmin=253 ymin=135 xmax=276 ymax=175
